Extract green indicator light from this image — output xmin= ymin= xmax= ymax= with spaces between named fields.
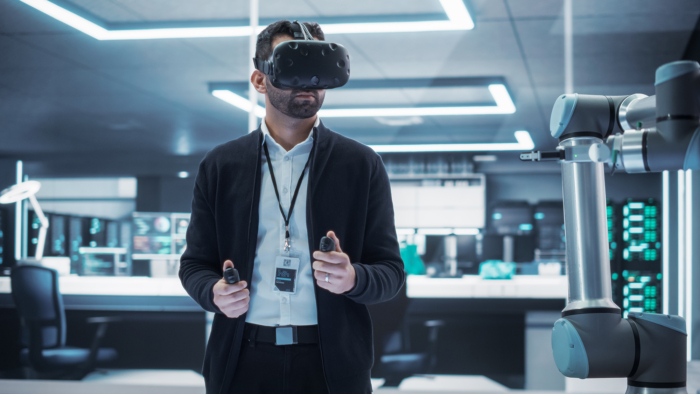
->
xmin=612 ymin=273 xmax=619 ymax=280
xmin=657 ymin=273 xmax=662 ymax=280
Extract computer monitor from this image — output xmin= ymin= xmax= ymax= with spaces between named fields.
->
xmin=132 ymin=212 xmax=190 ymax=260
xmin=513 ymin=235 xmax=535 ymax=262
xmin=457 ymin=235 xmax=477 ymax=264
xmin=422 ymin=235 xmax=442 ymax=264
xmin=489 ymin=201 xmax=533 ymax=235
xmin=82 ymin=252 xmax=115 ymax=276
xmin=479 ymin=234 xmax=503 ymax=261
xmin=478 ymin=234 xmax=535 ymax=263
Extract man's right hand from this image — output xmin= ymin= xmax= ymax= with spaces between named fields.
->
xmin=213 ymin=260 xmax=250 ymax=318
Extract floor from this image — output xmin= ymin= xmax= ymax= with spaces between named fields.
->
xmin=0 ymin=372 xmax=510 ymax=394
xmin=1 ymin=364 xmax=700 ymax=394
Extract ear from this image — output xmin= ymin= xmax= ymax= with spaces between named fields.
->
xmin=251 ymin=70 xmax=268 ymax=94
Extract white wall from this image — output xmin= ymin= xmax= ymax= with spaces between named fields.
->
xmin=32 ymin=177 xmax=136 ymax=219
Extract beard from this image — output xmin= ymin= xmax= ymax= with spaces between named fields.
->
xmin=266 ymin=79 xmax=325 ymax=119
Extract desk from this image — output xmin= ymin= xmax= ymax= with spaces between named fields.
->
xmin=402 ymin=275 xmax=568 ymax=390
xmin=0 ymin=276 xmax=205 ymax=372
xmin=0 ymin=276 xmax=199 ymax=311
xmin=406 ymin=275 xmax=568 ymax=299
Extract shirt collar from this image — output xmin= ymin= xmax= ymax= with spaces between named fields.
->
xmin=260 ymin=117 xmax=319 ymax=153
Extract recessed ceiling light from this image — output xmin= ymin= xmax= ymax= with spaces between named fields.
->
xmin=19 ymin=0 xmax=474 ymax=40
xmin=374 ymin=116 xmax=424 ymax=127
xmin=178 ymin=171 xmax=189 ymax=179
xmin=368 ymin=131 xmax=534 ymax=153
xmin=212 ymin=90 xmax=266 ymax=118
xmin=211 ymin=84 xmax=515 ymax=118
xmin=175 ymin=133 xmax=191 ymax=156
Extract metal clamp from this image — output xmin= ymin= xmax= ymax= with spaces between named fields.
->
xmin=560 ymin=143 xmax=611 ymax=163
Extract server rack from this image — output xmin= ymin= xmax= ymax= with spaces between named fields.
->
xmin=609 ymin=199 xmax=662 ymax=317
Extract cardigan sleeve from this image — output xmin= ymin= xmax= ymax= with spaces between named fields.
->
xmin=179 ymin=158 xmax=224 ymax=314
xmin=344 ymin=154 xmax=406 ymax=304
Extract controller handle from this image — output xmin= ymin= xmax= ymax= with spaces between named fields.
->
xmin=319 ymin=236 xmax=336 ymax=252
xmin=223 ymin=267 xmax=240 ymax=284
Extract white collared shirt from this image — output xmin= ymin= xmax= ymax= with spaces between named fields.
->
xmin=245 ymin=117 xmax=320 ymax=326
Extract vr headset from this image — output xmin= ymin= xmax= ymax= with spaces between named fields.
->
xmin=253 ymin=21 xmax=350 ymax=90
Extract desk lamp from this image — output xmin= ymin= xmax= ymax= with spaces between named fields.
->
xmin=0 ymin=181 xmax=48 ymax=260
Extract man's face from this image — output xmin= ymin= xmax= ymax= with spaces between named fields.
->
xmin=264 ymin=34 xmax=326 ymax=119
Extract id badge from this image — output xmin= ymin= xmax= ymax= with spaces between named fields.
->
xmin=273 ymin=256 xmax=300 ymax=294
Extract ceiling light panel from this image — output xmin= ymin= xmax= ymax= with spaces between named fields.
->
xmin=66 ymin=0 xmax=446 ymax=23
xmin=303 ymin=0 xmax=445 ymax=18
xmin=66 ymin=0 xmax=313 ymax=22
xmin=209 ymin=78 xmax=516 ymax=118
xmin=64 ymin=0 xmax=144 ymax=23
xmin=323 ymin=86 xmax=496 ymax=107
xmin=20 ymin=0 xmax=474 ymax=40
xmin=368 ymin=131 xmax=535 ymax=153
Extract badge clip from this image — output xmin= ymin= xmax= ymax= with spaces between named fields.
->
xmin=284 ymin=225 xmax=291 ymax=252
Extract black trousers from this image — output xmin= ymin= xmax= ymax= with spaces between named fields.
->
xmin=229 ymin=328 xmax=330 ymax=393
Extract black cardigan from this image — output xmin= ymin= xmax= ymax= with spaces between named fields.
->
xmin=179 ymin=121 xmax=405 ymax=394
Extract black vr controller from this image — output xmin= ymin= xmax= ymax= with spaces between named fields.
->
xmin=224 ymin=267 xmax=240 ymax=285
xmin=319 ymin=236 xmax=336 ymax=252
xmin=253 ymin=20 xmax=350 ymax=90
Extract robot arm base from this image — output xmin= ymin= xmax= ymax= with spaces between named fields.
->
xmin=552 ymin=312 xmax=687 ymax=390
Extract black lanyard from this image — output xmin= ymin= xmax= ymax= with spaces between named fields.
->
xmin=262 ymin=136 xmax=314 ymax=251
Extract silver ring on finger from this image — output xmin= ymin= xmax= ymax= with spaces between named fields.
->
xmin=325 ymin=273 xmax=330 ymax=283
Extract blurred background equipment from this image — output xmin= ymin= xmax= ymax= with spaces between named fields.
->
xmin=0 ymin=181 xmax=48 ymax=261
xmin=0 ymin=0 xmax=698 ymax=392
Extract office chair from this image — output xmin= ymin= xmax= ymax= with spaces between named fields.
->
xmin=11 ymin=264 xmax=118 ymax=380
xmin=368 ymin=280 xmax=444 ymax=387
xmin=378 ymin=319 xmax=445 ymax=387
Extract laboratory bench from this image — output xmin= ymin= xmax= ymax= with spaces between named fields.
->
xmin=0 ymin=274 xmax=569 ymax=388
xmin=368 ymin=274 xmax=568 ymax=389
xmin=0 ymin=276 xmax=198 ymax=311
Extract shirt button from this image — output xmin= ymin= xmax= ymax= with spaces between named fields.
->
xmin=281 ymin=297 xmax=288 ymax=304
xmin=283 ymin=187 xmax=288 ymax=194
xmin=284 ymin=156 xmax=290 ymax=161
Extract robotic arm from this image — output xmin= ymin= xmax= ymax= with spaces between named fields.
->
xmin=521 ymin=60 xmax=700 ymax=394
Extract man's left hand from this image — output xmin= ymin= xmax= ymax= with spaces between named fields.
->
xmin=312 ymin=231 xmax=356 ymax=294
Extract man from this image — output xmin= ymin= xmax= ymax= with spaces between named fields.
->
xmin=179 ymin=20 xmax=405 ymax=393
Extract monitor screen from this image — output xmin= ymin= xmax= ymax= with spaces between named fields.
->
xmin=478 ymin=234 xmax=535 ymax=263
xmin=421 ymin=234 xmax=477 ymax=263
xmin=479 ymin=234 xmax=503 ymax=261
xmin=457 ymin=235 xmax=477 ymax=263
xmin=132 ymin=212 xmax=190 ymax=259
xmin=490 ymin=202 xmax=532 ymax=235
